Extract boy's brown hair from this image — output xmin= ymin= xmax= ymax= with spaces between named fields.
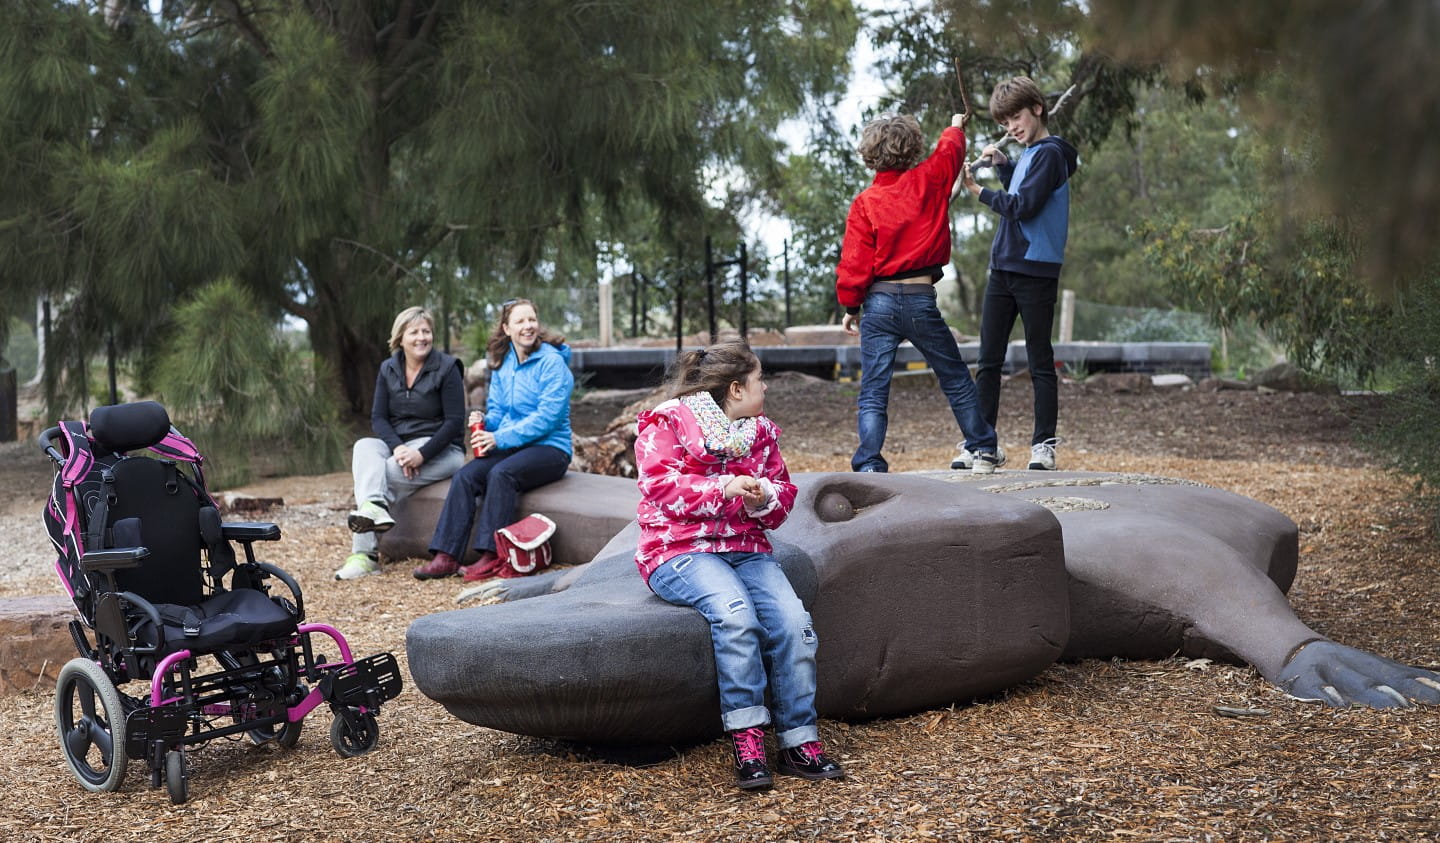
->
xmin=989 ymin=76 xmax=1047 ymax=124
xmin=857 ymin=113 xmax=926 ymax=172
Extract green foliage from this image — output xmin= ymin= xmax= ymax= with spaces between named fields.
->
xmin=1363 ymin=271 xmax=1440 ymax=525
xmin=1139 ymin=210 xmax=1391 ymax=382
xmin=1088 ymin=0 xmax=1440 ymax=288
xmin=153 ymin=279 xmax=346 ymax=488
xmin=3 ymin=316 xmax=37 ymax=380
xmin=1 ymin=0 xmax=859 ymax=428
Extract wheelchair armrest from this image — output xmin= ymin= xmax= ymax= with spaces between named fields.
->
xmin=221 ymin=522 xmax=281 ymax=542
xmin=248 ymin=561 xmax=305 ymax=622
xmin=80 ymin=546 xmax=150 ymax=572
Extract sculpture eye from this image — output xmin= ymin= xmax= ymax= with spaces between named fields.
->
xmin=813 ymin=479 xmax=895 ymax=523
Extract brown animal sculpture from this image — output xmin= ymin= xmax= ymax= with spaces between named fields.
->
xmin=405 ymin=471 xmax=1440 ymax=745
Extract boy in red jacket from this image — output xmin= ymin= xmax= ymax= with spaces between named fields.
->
xmin=836 ymin=113 xmax=1002 ymax=473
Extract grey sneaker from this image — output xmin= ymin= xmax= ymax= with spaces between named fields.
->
xmin=949 ymin=446 xmax=974 ymax=471
xmin=1029 ymin=438 xmax=1061 ymax=470
xmin=971 ymin=445 xmax=1007 ymax=475
xmin=347 ymin=500 xmax=394 ymax=534
xmin=334 ymin=553 xmax=381 ymax=580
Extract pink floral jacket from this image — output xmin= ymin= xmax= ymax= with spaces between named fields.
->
xmin=633 ymin=398 xmax=798 ymax=586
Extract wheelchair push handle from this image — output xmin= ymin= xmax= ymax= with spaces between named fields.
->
xmin=39 ymin=426 xmax=65 ymax=464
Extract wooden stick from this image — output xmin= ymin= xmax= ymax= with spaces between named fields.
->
xmin=1050 ymin=83 xmax=1079 ymax=122
xmin=953 ymin=58 xmax=972 ymax=122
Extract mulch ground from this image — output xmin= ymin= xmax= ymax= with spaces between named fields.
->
xmin=1 ymin=375 xmax=1438 ymax=841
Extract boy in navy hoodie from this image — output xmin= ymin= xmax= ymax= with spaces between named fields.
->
xmin=957 ymin=76 xmax=1079 ymax=471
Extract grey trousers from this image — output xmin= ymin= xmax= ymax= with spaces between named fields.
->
xmin=351 ymin=436 xmax=465 ymax=555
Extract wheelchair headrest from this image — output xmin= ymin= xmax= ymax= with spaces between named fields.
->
xmin=90 ymin=401 xmax=173 ymax=453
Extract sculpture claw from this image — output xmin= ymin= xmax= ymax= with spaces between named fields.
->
xmin=1280 ymin=640 xmax=1440 ymax=708
xmin=456 ymin=581 xmax=508 ymax=605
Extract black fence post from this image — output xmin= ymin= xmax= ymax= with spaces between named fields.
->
xmin=738 ymin=241 xmax=748 ymax=339
xmin=704 ymin=235 xmax=717 ymax=344
xmin=783 ymin=239 xmax=792 ymax=329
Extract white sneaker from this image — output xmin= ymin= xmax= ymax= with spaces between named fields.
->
xmin=347 ymin=500 xmax=395 ymax=534
xmin=949 ymin=446 xmax=974 ymax=471
xmin=971 ymin=445 xmax=1007 ymax=475
xmin=1028 ymin=438 xmax=1061 ymax=471
xmin=335 ymin=553 xmax=381 ymax=580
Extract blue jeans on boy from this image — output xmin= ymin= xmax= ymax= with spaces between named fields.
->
xmin=852 ymin=285 xmax=998 ymax=472
xmin=647 ymin=551 xmax=820 ymax=750
xmin=428 ymin=444 xmax=570 ymax=558
xmin=976 ymin=269 xmax=1058 ymax=446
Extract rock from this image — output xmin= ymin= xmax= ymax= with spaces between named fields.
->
xmin=1250 ymin=362 xmax=1339 ymax=394
xmin=570 ymin=431 xmax=636 ymax=477
xmin=215 ymin=492 xmax=285 ymax=513
xmin=377 ymin=470 xmax=641 ymax=565
xmin=1196 ymin=377 xmax=1252 ymax=392
xmin=783 ymin=325 xmax=858 ymax=346
xmin=0 ymin=595 xmax=76 ymax=696
xmin=1150 ymin=373 xmax=1194 ymax=389
xmin=1090 ymin=372 xmax=1151 ymax=393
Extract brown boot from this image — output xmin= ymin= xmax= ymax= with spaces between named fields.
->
xmin=413 ymin=551 xmax=460 ymax=580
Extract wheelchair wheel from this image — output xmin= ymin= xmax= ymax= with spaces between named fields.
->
xmin=247 ymin=718 xmax=303 ymax=749
xmin=164 ymin=749 xmax=188 ymax=805
xmin=330 ymin=709 xmax=380 ymax=757
xmin=54 ymin=658 xmax=129 ymax=792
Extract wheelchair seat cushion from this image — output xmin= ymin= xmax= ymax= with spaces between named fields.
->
xmin=142 ymin=589 xmax=299 ymax=654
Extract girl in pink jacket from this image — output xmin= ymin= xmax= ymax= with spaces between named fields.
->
xmin=634 ymin=340 xmax=844 ymax=791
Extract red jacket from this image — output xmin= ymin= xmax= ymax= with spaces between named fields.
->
xmin=633 ymin=399 xmax=797 ymax=586
xmin=835 ymin=126 xmax=967 ymax=310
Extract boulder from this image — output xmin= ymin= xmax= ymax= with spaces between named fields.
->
xmin=0 ymin=595 xmax=76 ymax=696
xmin=1250 ymin=362 xmax=1339 ymax=394
xmin=1090 ymin=372 xmax=1151 ymax=393
xmin=377 ymin=470 xmax=641 ymax=565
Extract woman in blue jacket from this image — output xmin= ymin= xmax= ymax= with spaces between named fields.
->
xmin=414 ymin=298 xmax=574 ymax=580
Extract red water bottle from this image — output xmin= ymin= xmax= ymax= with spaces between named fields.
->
xmin=470 ymin=417 xmax=486 ymax=458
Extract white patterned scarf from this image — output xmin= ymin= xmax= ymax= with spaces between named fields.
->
xmin=681 ymin=392 xmax=758 ymax=459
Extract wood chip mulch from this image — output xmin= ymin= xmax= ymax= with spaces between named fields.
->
xmin=1 ymin=377 xmax=1437 ymax=841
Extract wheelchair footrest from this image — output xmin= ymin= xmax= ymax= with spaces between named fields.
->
xmin=320 ymin=652 xmax=403 ymax=709
xmin=125 ymin=705 xmax=189 ymax=760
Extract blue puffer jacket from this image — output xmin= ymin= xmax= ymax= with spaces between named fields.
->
xmin=484 ymin=341 xmax=574 ymax=456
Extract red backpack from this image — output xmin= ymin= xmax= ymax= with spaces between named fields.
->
xmin=493 ymin=514 xmax=557 ymax=577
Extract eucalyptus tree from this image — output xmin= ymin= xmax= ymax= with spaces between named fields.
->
xmin=1 ymin=0 xmax=858 ymax=415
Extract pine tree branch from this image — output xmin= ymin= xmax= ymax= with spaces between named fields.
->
xmin=379 ymin=1 xmax=443 ymax=104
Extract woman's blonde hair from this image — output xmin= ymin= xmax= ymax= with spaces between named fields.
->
xmin=388 ymin=306 xmax=434 ymax=352
xmin=485 ymin=298 xmax=567 ymax=369
xmin=857 ymin=113 xmax=926 ymax=172
xmin=662 ymin=340 xmax=760 ymax=409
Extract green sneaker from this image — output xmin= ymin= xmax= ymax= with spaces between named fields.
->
xmin=334 ymin=553 xmax=381 ymax=581
xmin=347 ymin=500 xmax=395 ymax=534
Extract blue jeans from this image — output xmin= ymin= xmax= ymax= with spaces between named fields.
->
xmin=647 ymin=551 xmax=819 ymax=749
xmin=976 ymin=269 xmax=1058 ymax=445
xmin=428 ymin=445 xmax=570 ymax=557
xmin=853 ymin=286 xmax=997 ymax=472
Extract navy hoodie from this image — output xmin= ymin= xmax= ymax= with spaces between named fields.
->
xmin=979 ymin=135 xmax=1079 ymax=279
